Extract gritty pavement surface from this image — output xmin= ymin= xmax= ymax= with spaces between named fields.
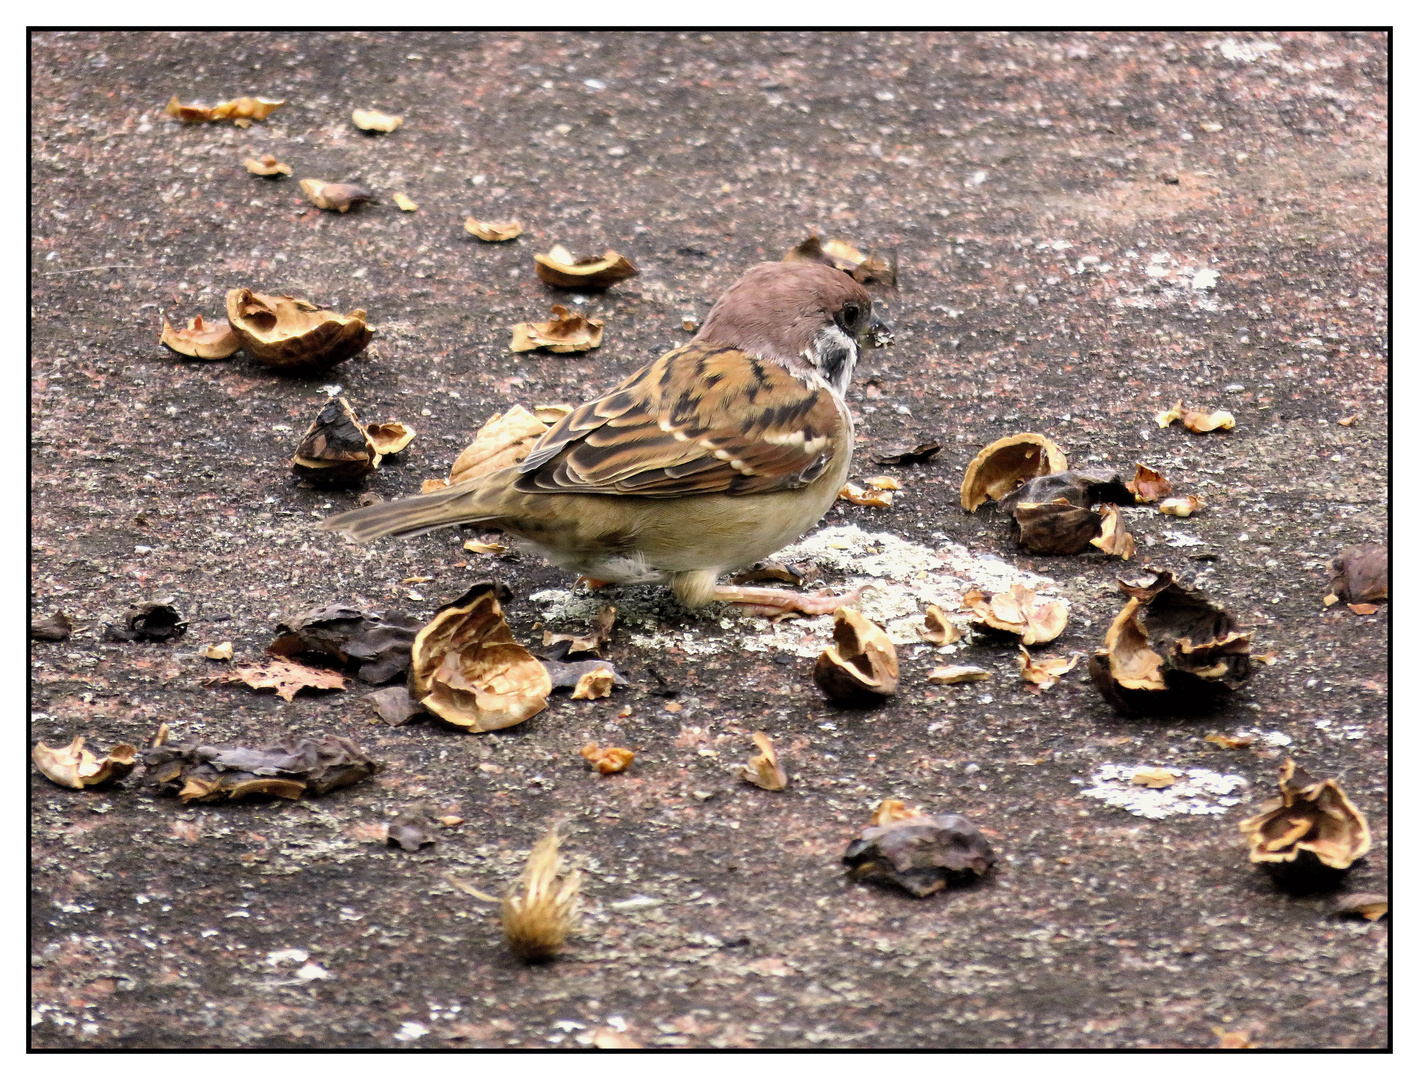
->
xmin=30 ymin=31 xmax=1388 ymax=1049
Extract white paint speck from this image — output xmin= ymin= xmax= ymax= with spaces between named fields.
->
xmin=394 ymin=1021 xmax=428 ymax=1041
xmin=1078 ymin=763 xmax=1248 ymax=819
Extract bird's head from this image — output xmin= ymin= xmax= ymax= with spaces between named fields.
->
xmin=694 ymin=261 xmax=893 ymax=395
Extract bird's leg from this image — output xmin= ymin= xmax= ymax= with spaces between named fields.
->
xmin=575 ymin=576 xmax=614 ymax=590
xmin=711 ymin=584 xmax=867 ymax=619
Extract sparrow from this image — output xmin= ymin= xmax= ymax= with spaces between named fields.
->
xmin=322 ymin=261 xmax=893 ymax=615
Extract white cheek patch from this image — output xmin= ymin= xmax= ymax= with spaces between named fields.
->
xmin=811 ymin=326 xmax=858 ymax=394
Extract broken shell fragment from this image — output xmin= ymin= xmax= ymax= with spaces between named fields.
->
xmin=292 ymin=398 xmax=380 ymax=484
xmin=1012 ymin=499 xmax=1103 ymax=556
xmin=1090 ymin=505 xmax=1136 ymax=559
xmin=960 ymin=433 xmax=1067 ymax=512
xmin=1156 ymin=399 xmax=1235 ymax=432
xmin=570 ymin=666 xmax=616 ymax=700
xmin=580 ymin=743 xmax=634 ymax=773
xmin=408 ymin=582 xmax=551 ymax=732
xmin=1205 ymin=732 xmax=1256 ymax=750
xmin=844 ymin=806 xmax=996 ymax=898
xmin=1239 ymin=759 xmax=1370 ymax=873
xmin=813 ymin=608 xmax=899 ymax=705
xmin=1325 ymin=543 xmax=1387 ymax=605
xmin=534 ymin=244 xmax=638 ymax=289
xmin=837 ymin=482 xmax=893 ymax=507
xmin=920 ymin=604 xmax=960 ymax=646
xmin=160 ymin=314 xmax=241 ymax=360
xmin=1159 ymin=495 xmax=1203 ymax=518
xmin=1088 ymin=568 xmax=1253 ymax=715
xmin=447 ymin=405 xmax=549 ymax=485
xmin=104 ymin=602 xmax=187 ymax=643
xmin=392 ymin=192 xmax=418 ymax=212
xmin=243 ymin=153 xmax=292 ymax=177
xmin=268 ymin=603 xmax=420 ymax=684
xmin=33 ymin=737 xmax=138 ymax=790
xmin=352 ymin=108 xmax=403 ymax=132
xmin=927 ymin=665 xmax=990 ymax=685
xmin=1125 ymin=464 xmax=1172 ymax=503
xmin=1131 ymin=767 xmax=1179 ymax=789
xmin=1330 ymin=892 xmax=1388 ymax=921
xmin=1017 ymin=647 xmax=1079 ymax=690
xmin=997 ymin=468 xmax=1135 ymax=514
xmin=502 ymin=825 xmax=581 ymax=963
xmin=166 ymin=94 xmax=285 ymax=125
xmin=871 ymin=439 xmax=941 ymax=466
xmin=204 ymin=641 xmax=233 ymax=661
xmin=299 ymin=178 xmax=375 ymax=212
xmin=510 ymin=305 xmax=605 ymax=353
xmin=784 ymin=235 xmax=897 ymax=285
xmin=142 ymin=734 xmax=381 ymax=803
xmin=542 ymin=605 xmax=616 ymax=657
xmin=967 ymin=583 xmax=1068 ymax=645
xmin=366 ymin=422 xmax=416 ymax=457
xmin=465 ymin=217 xmax=524 ymax=242
xmin=739 ymin=732 xmax=788 ymax=791
xmin=30 ymin=611 xmax=73 ymax=642
xmin=226 ymin=289 xmax=373 ymax=371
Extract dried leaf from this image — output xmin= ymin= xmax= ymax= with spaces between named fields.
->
xmin=502 ymin=825 xmax=581 ymax=962
xmin=366 ymin=421 xmax=415 ymax=456
xmin=580 ymin=743 xmax=635 ymax=773
xmin=920 ymin=604 xmax=960 ymax=645
xmin=871 ymin=439 xmax=941 ymax=465
xmin=33 ymin=737 xmax=138 ymax=790
xmin=209 ymin=658 xmax=349 ymax=702
xmin=243 ymin=153 xmax=292 ymax=177
xmin=927 ymin=664 xmax=990 ymax=685
xmin=533 ymin=244 xmax=638 ymax=289
xmin=967 ymin=584 xmax=1068 ymax=645
xmin=542 ymin=605 xmax=615 ymax=657
xmin=739 ymin=732 xmax=787 ymax=791
xmin=1330 ymin=892 xmax=1387 ymax=921
xmin=570 ymin=667 xmax=616 ymax=700
xmin=1125 ymin=464 xmax=1173 ymax=503
xmin=368 ymin=685 xmax=425 ymax=725
xmin=408 ymin=582 xmax=550 ymax=732
xmin=844 ymin=807 xmax=995 ymax=897
xmin=1159 ymin=495 xmax=1203 ymax=517
xmin=1239 ymin=759 xmax=1370 ymax=872
xmin=1205 ymin=733 xmax=1256 ymax=750
xmin=838 ymin=482 xmax=893 ymax=507
xmin=291 ymin=398 xmax=380 ymax=484
xmin=447 ymin=405 xmax=549 ymax=486
xmin=30 ymin=611 xmax=73 ymax=642
xmin=226 ymin=288 xmax=372 ymax=371
xmin=1017 ymin=646 xmax=1079 ymax=689
xmin=784 ymin=235 xmax=896 ymax=285
xmin=1326 ymin=543 xmax=1387 ymax=604
xmin=813 ymin=608 xmax=899 ymax=705
xmin=204 ymin=642 xmax=233 ymax=661
xmin=352 ymin=108 xmax=403 ymax=132
xmin=142 ymin=734 xmax=381 ymax=803
xmin=299 ymin=178 xmax=376 ymax=213
xmin=392 ymin=192 xmax=418 ymax=212
xmin=533 ymin=404 xmax=574 ymax=424
xmin=268 ymin=603 xmax=419 ymax=684
xmin=465 ymin=218 xmax=524 ymax=242
xmin=1090 ymin=504 xmax=1136 ymax=559
xmin=160 ymin=314 xmax=242 ymax=359
xmin=1131 ymin=767 xmax=1180 ymax=789
xmin=509 ymin=305 xmax=605 ymax=353
xmin=103 ymin=602 xmax=187 ymax=643
xmin=960 ymin=433 xmax=1068 ymax=511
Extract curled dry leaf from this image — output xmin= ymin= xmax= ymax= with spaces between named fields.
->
xmin=465 ymin=217 xmax=524 ymax=242
xmin=1088 ymin=569 xmax=1253 ymax=715
xmin=408 ymin=581 xmax=551 ymax=732
xmin=244 ymin=153 xmax=292 ymax=177
xmin=740 ymin=732 xmax=788 ymax=791
xmin=510 ymin=305 xmax=605 ymax=353
xmin=392 ymin=192 xmax=418 ymax=212
xmin=352 ymin=108 xmax=403 ymax=132
xmin=299 ymin=178 xmax=376 ymax=212
xmin=534 ymin=244 xmax=638 ymax=289
xmin=1239 ymin=759 xmax=1370 ymax=873
xmin=268 ymin=603 xmax=420 ymax=684
xmin=1156 ymin=399 xmax=1236 ymax=433
xmin=366 ymin=421 xmax=416 ymax=456
xmin=166 ymin=95 xmax=284 ymax=125
xmin=1205 ymin=733 xmax=1256 ymax=750
xmin=142 ymin=734 xmax=381 ymax=803
xmin=1126 ymin=464 xmax=1172 ymax=503
xmin=844 ymin=805 xmax=996 ymax=898
xmin=204 ymin=642 xmax=233 ymax=661
xmin=1090 ymin=505 xmax=1136 ymax=559
xmin=1017 ymin=646 xmax=1079 ymax=689
xmin=784 ymin=235 xmax=897 ymax=285
xmin=570 ymin=666 xmax=616 ymax=700
xmin=225 ymin=288 xmax=372 ymax=371
xmin=33 ymin=737 xmax=138 ymax=790
xmin=960 ymin=433 xmax=1067 ymax=512
xmin=30 ymin=611 xmax=73 ymax=642
xmin=580 ymin=743 xmax=635 ymax=774
xmin=1131 ymin=767 xmax=1180 ymax=789
xmin=1330 ymin=892 xmax=1388 ymax=921
xmin=503 ymin=825 xmax=581 ymax=963
xmin=291 ymin=398 xmax=380 ymax=484
xmin=872 ymin=439 xmax=941 ymax=466
xmin=448 ymin=405 xmax=549 ymax=486
xmin=813 ymin=608 xmax=899 ymax=705
xmin=967 ymin=584 xmax=1067 ymax=645
xmin=161 ymin=314 xmax=242 ymax=359
xmin=209 ymin=657 xmax=349 ymax=702
xmin=1159 ymin=495 xmax=1202 ymax=518
xmin=920 ymin=604 xmax=960 ymax=645
xmin=542 ymin=605 xmax=615 ymax=657
xmin=1325 ymin=543 xmax=1387 ymax=605
xmin=838 ymin=482 xmax=892 ymax=507
xmin=104 ymin=602 xmax=186 ymax=643
xmin=927 ymin=665 xmax=990 ymax=685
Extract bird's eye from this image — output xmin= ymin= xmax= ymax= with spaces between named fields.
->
xmin=841 ymin=302 xmax=860 ymax=327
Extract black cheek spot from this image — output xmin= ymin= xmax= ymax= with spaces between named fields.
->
xmin=819 ymin=340 xmax=852 ymax=388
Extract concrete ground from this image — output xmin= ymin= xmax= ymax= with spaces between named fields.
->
xmin=30 ymin=30 xmax=1388 ymax=1048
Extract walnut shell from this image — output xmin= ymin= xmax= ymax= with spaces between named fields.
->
xmin=1239 ymin=759 xmax=1370 ymax=872
xmin=225 ymin=288 xmax=373 ymax=370
xmin=960 ymin=433 xmax=1067 ymax=511
xmin=533 ymin=244 xmax=638 ymax=288
xmin=813 ymin=608 xmax=899 ymax=705
xmin=291 ymin=398 xmax=380 ymax=484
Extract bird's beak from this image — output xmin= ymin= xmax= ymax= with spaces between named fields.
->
xmin=865 ymin=307 xmax=894 ymax=349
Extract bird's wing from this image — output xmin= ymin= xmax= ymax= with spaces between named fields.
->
xmin=515 ymin=342 xmax=843 ymax=497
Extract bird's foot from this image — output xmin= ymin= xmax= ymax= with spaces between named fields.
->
xmin=713 ymin=584 xmax=867 ymax=620
xmin=575 ymin=576 xmax=614 ymax=590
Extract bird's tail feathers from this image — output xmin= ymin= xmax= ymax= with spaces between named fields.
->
xmin=318 ymin=481 xmax=502 ymax=544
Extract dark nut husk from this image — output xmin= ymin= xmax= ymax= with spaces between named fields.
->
xmin=997 ymin=467 xmax=1135 ymax=514
xmin=1324 ymin=543 xmax=1387 ymax=605
xmin=142 ymin=732 xmax=382 ymax=803
xmin=225 ymin=288 xmax=373 ymax=370
xmin=844 ymin=801 xmax=996 ymax=897
xmin=268 ymin=602 xmax=420 ymax=684
xmin=291 ymin=398 xmax=380 ymax=484
xmin=813 ymin=608 xmax=899 ymax=705
xmin=1239 ymin=759 xmax=1370 ymax=876
xmin=960 ymin=433 xmax=1067 ymax=512
xmin=104 ymin=602 xmax=187 ymax=643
